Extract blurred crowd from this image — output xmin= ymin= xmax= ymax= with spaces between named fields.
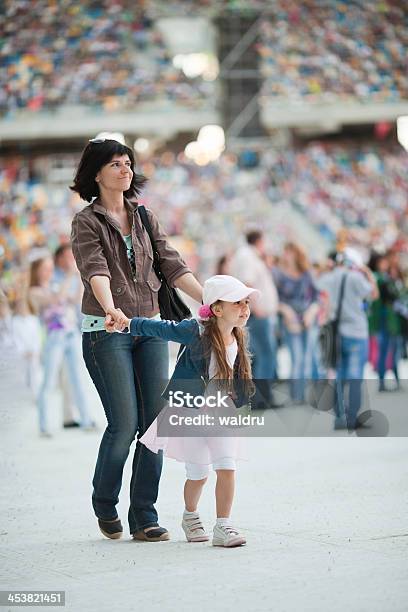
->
xmin=2 ymin=138 xmax=407 ymax=287
xmin=1 ymin=231 xmax=407 ymax=435
xmin=270 ymin=140 xmax=408 ymax=247
xmin=2 ymin=0 xmax=407 ymax=119
xmin=0 ymin=0 xmax=213 ymax=118
xmin=0 ymin=154 xmax=82 ymax=302
xmin=1 ymin=135 xmax=407 ymax=431
xmin=0 ymin=243 xmax=97 ymax=435
xmin=222 ymin=233 xmax=408 ymax=428
xmin=1 ymin=0 xmax=407 ymax=437
xmin=258 ymin=0 xmax=408 ymax=104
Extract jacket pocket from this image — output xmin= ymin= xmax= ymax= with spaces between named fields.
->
xmin=110 ymin=281 xmax=128 ymax=297
xmin=147 ymin=275 xmax=162 ymax=292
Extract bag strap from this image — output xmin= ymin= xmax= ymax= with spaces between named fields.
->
xmin=335 ymin=272 xmax=347 ymax=323
xmin=138 ymin=205 xmax=164 ymax=283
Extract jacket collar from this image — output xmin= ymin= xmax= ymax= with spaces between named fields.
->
xmin=91 ymin=196 xmax=139 ymax=217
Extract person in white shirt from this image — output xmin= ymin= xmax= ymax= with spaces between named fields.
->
xmin=230 ymin=231 xmax=280 ymax=407
xmin=12 ymin=297 xmax=42 ymax=396
xmin=54 ymin=244 xmax=86 ymax=428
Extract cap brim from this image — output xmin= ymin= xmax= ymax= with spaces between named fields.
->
xmin=221 ymin=287 xmax=260 ymax=302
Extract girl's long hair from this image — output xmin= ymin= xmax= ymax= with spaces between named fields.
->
xmin=201 ymin=307 xmax=255 ymax=397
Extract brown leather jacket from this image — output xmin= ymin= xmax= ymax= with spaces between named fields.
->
xmin=70 ymin=197 xmax=191 ymax=317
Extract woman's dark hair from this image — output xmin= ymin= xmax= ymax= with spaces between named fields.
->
xmin=367 ymin=251 xmax=387 ymax=272
xmin=70 ymin=139 xmax=147 ymax=202
xmin=215 ymin=254 xmax=231 ymax=276
xmin=246 ymin=230 xmax=263 ymax=246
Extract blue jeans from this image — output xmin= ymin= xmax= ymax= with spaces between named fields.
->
xmin=377 ymin=330 xmax=401 ymax=384
xmin=37 ymin=329 xmax=92 ymax=433
xmin=285 ymin=324 xmax=319 ymax=401
xmin=336 ymin=335 xmax=368 ymax=428
xmin=247 ymin=315 xmax=278 ymax=406
xmin=247 ymin=315 xmax=277 ymax=379
xmin=82 ymin=330 xmax=169 ymax=533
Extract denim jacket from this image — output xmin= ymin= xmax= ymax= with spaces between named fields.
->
xmin=129 ymin=317 xmax=251 ymax=408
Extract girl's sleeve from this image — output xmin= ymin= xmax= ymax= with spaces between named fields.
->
xmin=129 ymin=317 xmax=198 ymax=344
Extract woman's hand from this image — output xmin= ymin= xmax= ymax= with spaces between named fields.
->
xmin=303 ymin=303 xmax=319 ymax=329
xmin=173 ymin=272 xmax=203 ymax=304
xmin=279 ymin=303 xmax=301 ymax=333
xmin=284 ymin=312 xmax=302 ymax=333
xmin=105 ymin=307 xmax=130 ymax=332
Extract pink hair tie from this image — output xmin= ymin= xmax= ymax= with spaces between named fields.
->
xmin=198 ymin=304 xmax=214 ymax=321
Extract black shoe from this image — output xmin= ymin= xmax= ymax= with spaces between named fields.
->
xmin=353 ymin=421 xmax=372 ymax=430
xmin=98 ymin=518 xmax=123 ymax=540
xmin=132 ymin=524 xmax=170 ymax=542
xmin=63 ymin=421 xmax=80 ymax=428
xmin=378 ymin=382 xmax=397 ymax=392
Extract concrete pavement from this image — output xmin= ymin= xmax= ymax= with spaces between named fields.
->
xmin=1 ymin=348 xmax=408 ymax=612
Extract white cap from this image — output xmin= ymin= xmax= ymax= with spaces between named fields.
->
xmin=344 ymin=247 xmax=364 ymax=268
xmin=203 ymin=275 xmax=260 ymax=306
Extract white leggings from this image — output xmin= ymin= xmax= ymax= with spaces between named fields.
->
xmin=185 ymin=458 xmax=236 ymax=480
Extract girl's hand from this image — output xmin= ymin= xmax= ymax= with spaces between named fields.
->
xmin=105 ymin=307 xmax=130 ymax=332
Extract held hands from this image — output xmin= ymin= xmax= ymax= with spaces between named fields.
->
xmin=105 ymin=307 xmax=130 ymax=333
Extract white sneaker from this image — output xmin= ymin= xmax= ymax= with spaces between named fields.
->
xmin=182 ymin=512 xmax=210 ymax=542
xmin=212 ymin=523 xmax=246 ymax=547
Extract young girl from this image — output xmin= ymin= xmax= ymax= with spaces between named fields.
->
xmin=110 ymin=275 xmax=259 ymax=547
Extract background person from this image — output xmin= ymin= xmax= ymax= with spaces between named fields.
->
xmin=11 ymin=295 xmax=42 ymax=396
xmin=316 ymin=248 xmax=379 ymax=429
xmin=53 ymin=244 xmax=88 ymax=428
xmin=273 ymin=242 xmax=320 ymax=404
xmin=28 ymin=255 xmax=93 ymax=437
xmin=230 ymin=231 xmax=280 ymax=408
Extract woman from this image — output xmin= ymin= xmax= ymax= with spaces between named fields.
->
xmin=368 ymin=252 xmax=387 ymax=373
xmin=28 ymin=256 xmax=93 ymax=436
xmin=70 ymin=138 xmax=202 ymax=542
xmin=12 ymin=295 xmax=42 ymax=396
xmin=369 ymin=252 xmax=404 ymax=391
xmin=273 ymin=242 xmax=320 ymax=403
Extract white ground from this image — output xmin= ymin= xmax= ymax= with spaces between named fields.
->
xmin=1 ymin=345 xmax=407 ymax=612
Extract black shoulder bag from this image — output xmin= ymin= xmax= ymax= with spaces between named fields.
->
xmin=319 ymin=272 xmax=347 ymax=369
xmin=138 ymin=206 xmax=192 ymax=322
